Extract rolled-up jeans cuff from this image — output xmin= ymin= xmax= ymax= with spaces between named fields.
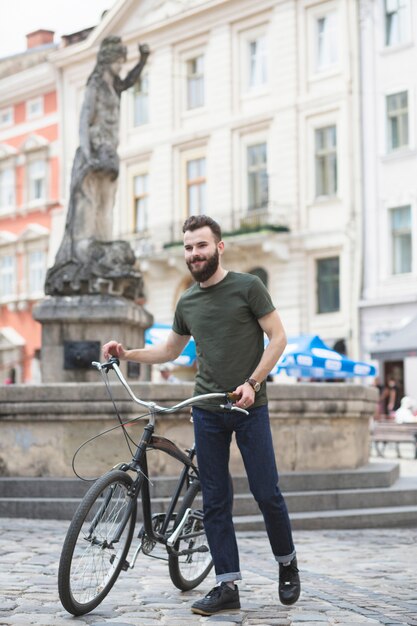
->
xmin=275 ymin=550 xmax=296 ymax=564
xmin=216 ymin=571 xmax=242 ymax=584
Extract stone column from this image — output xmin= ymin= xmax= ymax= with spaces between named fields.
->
xmin=33 ymin=295 xmax=152 ymax=383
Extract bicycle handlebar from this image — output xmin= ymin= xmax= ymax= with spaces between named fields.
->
xmin=92 ymin=358 xmax=249 ymax=415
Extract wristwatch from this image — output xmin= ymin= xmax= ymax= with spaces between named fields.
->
xmin=245 ymin=378 xmax=261 ymax=392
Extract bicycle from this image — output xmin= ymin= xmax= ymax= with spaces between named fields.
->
xmin=58 ymin=357 xmax=248 ymax=616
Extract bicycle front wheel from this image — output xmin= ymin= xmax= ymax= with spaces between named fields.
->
xmin=58 ymin=470 xmax=137 ymax=616
xmin=168 ymin=479 xmax=213 ymax=590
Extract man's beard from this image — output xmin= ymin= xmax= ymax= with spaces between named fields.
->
xmin=186 ymin=248 xmax=219 ymax=282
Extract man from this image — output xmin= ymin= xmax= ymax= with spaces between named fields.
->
xmin=103 ymin=215 xmax=300 ymax=615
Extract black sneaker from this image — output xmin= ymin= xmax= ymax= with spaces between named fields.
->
xmin=279 ymin=557 xmax=300 ymax=605
xmin=191 ymin=582 xmax=241 ymax=616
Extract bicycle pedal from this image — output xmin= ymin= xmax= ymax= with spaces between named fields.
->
xmin=121 ymin=560 xmax=130 ymax=571
xmin=174 ymin=545 xmax=209 ymax=557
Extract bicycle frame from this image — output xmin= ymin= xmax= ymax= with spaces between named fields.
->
xmin=102 ymin=408 xmax=199 ymax=566
xmin=58 ymin=358 xmax=249 ymax=616
xmin=90 ymin=358 xmax=247 ymax=563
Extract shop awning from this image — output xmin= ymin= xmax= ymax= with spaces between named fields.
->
xmin=145 ymin=326 xmax=375 ymax=378
xmin=145 ymin=324 xmax=196 ymax=366
xmin=370 ymin=317 xmax=417 ymax=361
xmin=273 ymin=334 xmax=376 ymax=379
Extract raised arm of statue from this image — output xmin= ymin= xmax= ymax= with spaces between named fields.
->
xmin=117 ymin=44 xmax=150 ymax=93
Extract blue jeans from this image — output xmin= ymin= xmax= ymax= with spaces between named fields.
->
xmin=192 ymin=404 xmax=296 ymax=583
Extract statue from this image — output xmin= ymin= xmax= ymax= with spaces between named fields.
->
xmin=45 ymin=37 xmax=150 ymax=300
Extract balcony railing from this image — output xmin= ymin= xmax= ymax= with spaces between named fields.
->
xmin=165 ymin=204 xmax=290 ymax=248
xmin=124 ymin=204 xmax=290 ymax=258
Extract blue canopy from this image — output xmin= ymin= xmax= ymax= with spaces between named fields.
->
xmin=145 ymin=323 xmax=196 ymax=367
xmin=146 ymin=326 xmax=376 ymax=378
xmin=272 ymin=335 xmax=376 ymax=379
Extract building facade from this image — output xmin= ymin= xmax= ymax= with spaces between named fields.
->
xmin=359 ymin=0 xmax=417 ymax=397
xmin=52 ymin=0 xmax=362 ymax=368
xmin=0 ymin=30 xmax=61 ymax=383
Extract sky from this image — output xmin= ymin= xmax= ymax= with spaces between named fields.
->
xmin=0 ymin=0 xmax=117 ymax=58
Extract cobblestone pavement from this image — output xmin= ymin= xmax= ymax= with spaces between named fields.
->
xmin=0 ymin=518 xmax=416 ymax=626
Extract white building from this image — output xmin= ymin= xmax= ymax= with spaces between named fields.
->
xmin=51 ymin=0 xmax=362 ymax=359
xmin=359 ymin=0 xmax=417 ymax=398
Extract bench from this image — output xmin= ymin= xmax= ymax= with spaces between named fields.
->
xmin=371 ymin=421 xmax=417 ymax=459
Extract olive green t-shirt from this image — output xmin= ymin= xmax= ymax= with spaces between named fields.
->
xmin=172 ymin=271 xmax=275 ymax=408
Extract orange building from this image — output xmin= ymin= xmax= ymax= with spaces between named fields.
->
xmin=0 ymin=31 xmax=60 ymax=383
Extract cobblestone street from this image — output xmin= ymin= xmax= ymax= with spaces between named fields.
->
xmin=0 ymin=517 xmax=416 ymax=626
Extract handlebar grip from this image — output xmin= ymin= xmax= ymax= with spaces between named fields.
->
xmin=99 ymin=357 xmax=120 ymax=372
xmin=226 ymin=392 xmax=240 ymax=403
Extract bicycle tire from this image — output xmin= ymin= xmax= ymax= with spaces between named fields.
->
xmin=168 ymin=479 xmax=213 ymax=590
xmin=58 ymin=469 xmax=137 ymax=616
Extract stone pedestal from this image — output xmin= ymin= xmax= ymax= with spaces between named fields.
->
xmin=33 ymin=295 xmax=153 ymax=382
xmin=0 ymin=382 xmax=377 ymax=476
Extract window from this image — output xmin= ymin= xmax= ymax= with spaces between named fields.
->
xmin=0 ymin=107 xmax=13 ymax=128
xmin=316 ymin=12 xmax=338 ymax=71
xmin=315 ymin=125 xmax=337 ymax=197
xmin=0 ymin=167 xmax=15 ymax=210
xmin=28 ymin=159 xmax=46 ymax=201
xmin=387 ymin=91 xmax=408 ymax=151
xmin=28 ymin=250 xmax=46 ymax=294
xmin=0 ymin=255 xmax=16 ymax=298
xmin=316 ymin=257 xmax=340 ymax=314
xmin=186 ymin=157 xmax=206 ymax=215
xmin=390 ymin=205 xmax=412 ymax=274
xmin=133 ymin=74 xmax=149 ymax=126
xmin=26 ymin=97 xmax=43 ymax=120
xmin=385 ymin=0 xmax=411 ymax=47
xmin=134 ymin=174 xmax=149 ymax=232
xmin=247 ymin=143 xmax=268 ymax=211
xmin=186 ymin=55 xmax=204 ymax=109
xmin=248 ymin=35 xmax=267 ymax=89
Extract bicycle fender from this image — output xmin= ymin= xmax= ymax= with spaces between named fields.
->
xmin=148 ymin=435 xmax=198 ymax=471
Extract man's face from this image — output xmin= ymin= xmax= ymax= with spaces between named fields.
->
xmin=183 ymin=226 xmax=222 ymax=282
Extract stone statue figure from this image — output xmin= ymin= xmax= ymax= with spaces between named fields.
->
xmin=45 ymin=37 xmax=150 ymax=300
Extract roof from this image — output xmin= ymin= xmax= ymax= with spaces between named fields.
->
xmin=370 ymin=316 xmax=417 ymax=359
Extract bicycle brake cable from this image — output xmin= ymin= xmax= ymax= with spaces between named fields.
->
xmin=71 ymin=409 xmax=152 ymax=481
xmin=99 ymin=366 xmax=136 ymax=456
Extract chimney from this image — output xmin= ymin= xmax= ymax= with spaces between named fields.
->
xmin=26 ymin=29 xmax=55 ymax=50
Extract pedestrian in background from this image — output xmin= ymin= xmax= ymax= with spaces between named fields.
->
xmin=158 ymin=363 xmax=181 ymax=383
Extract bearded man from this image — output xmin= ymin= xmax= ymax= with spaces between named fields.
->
xmin=103 ymin=214 xmax=300 ymax=615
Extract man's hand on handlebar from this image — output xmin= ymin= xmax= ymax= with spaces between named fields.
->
xmin=103 ymin=340 xmax=127 ymax=361
xmin=232 ymin=382 xmax=255 ymax=409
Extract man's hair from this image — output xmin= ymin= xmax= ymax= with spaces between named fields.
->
xmin=182 ymin=215 xmax=222 ymax=243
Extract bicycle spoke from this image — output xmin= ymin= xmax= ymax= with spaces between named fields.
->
xmin=70 ymin=482 xmax=130 ymax=603
xmin=58 ymin=471 xmax=136 ymax=615
xmin=168 ymin=483 xmax=213 ymax=590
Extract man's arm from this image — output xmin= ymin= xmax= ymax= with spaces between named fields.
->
xmin=251 ymin=309 xmax=287 ymax=383
xmin=103 ymin=330 xmax=190 ymax=365
xmin=233 ymin=310 xmax=286 ymax=408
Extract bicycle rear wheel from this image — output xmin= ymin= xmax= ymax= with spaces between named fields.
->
xmin=58 ymin=469 xmax=137 ymax=616
xmin=168 ymin=479 xmax=213 ymax=590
